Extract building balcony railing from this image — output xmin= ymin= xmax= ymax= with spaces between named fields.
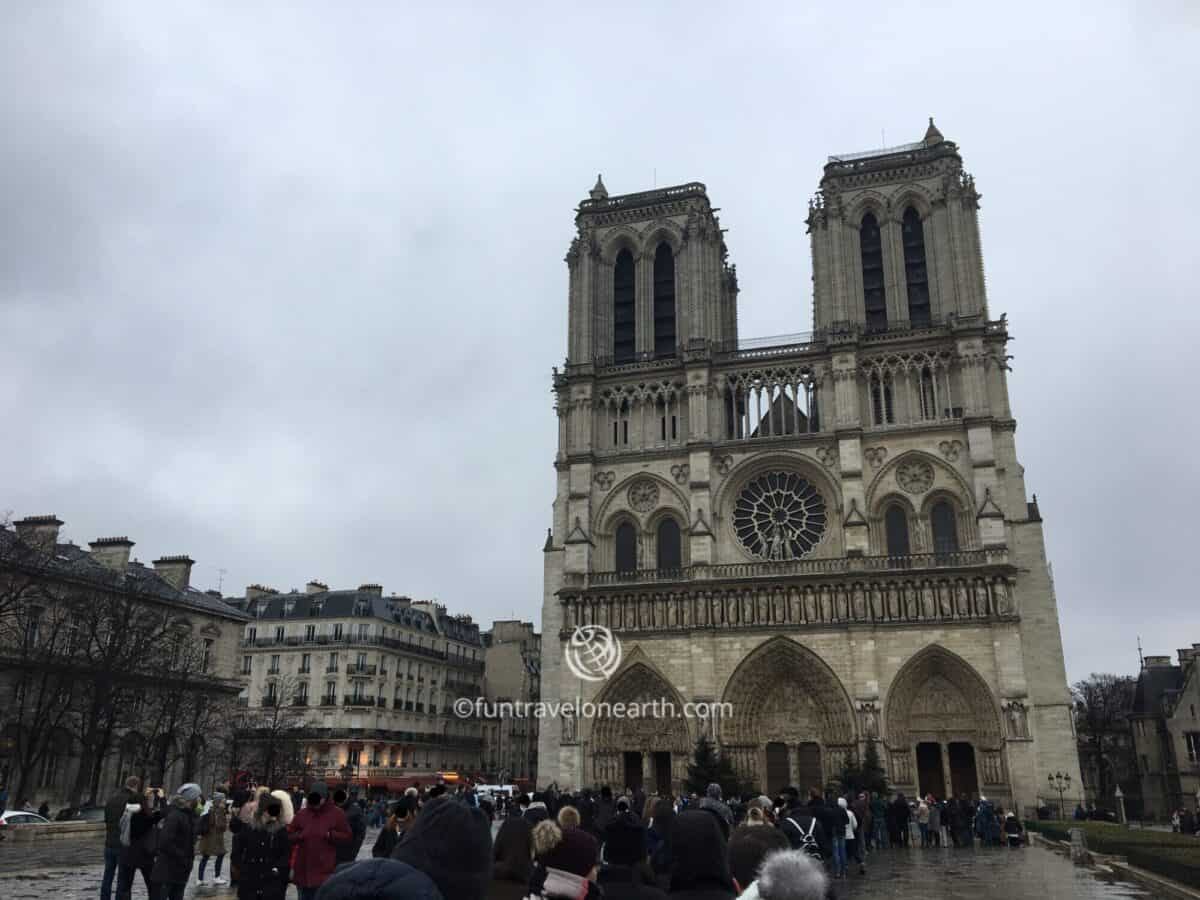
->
xmin=326 ymin=664 xmax=340 ymax=673
xmin=292 ymin=698 xmax=309 ymax=707
xmin=569 ymin=548 xmax=1010 ymax=589
xmin=320 ymin=696 xmax=338 ymax=707
xmin=346 ymin=663 xmax=377 ymax=676
xmin=344 ymin=695 xmax=377 ymax=708
xmin=240 ymin=633 xmax=461 ymax=660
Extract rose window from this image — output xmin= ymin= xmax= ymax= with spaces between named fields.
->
xmin=733 ymin=471 xmax=827 ymax=560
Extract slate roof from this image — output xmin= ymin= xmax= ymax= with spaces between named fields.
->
xmin=232 ymin=589 xmax=482 ymax=645
xmin=0 ymin=528 xmax=248 ymax=622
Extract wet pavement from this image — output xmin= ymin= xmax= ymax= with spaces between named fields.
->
xmin=0 ymin=828 xmax=1155 ymax=899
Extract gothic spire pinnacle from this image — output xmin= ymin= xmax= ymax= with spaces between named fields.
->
xmin=589 ymin=173 xmax=608 ymax=200
xmin=924 ymin=117 xmax=944 ymax=146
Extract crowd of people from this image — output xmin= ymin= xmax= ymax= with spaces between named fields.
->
xmin=76 ymin=775 xmax=1045 ymax=900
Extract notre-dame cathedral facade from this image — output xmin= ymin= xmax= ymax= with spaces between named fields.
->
xmin=538 ymin=121 xmax=1081 ymax=813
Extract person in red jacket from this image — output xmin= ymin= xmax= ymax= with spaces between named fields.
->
xmin=287 ymin=781 xmax=351 ymax=900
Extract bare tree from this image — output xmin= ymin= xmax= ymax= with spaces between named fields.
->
xmin=1073 ymin=673 xmax=1138 ymax=805
xmin=237 ymin=676 xmax=310 ymax=787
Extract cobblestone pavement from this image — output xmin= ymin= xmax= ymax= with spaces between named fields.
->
xmin=0 ymin=829 xmax=1155 ymax=899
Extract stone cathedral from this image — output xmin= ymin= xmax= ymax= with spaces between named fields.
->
xmin=537 ymin=121 xmax=1081 ymax=812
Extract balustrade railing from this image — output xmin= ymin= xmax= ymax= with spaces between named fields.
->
xmin=573 ymin=548 xmax=1008 ymax=589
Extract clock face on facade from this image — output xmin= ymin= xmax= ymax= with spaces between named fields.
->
xmin=733 ymin=471 xmax=827 ymax=560
xmin=897 ymin=460 xmax=934 ymax=494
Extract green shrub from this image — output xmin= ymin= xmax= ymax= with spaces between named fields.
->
xmin=1026 ymin=820 xmax=1200 ymax=889
xmin=1125 ymin=847 xmax=1200 ymax=890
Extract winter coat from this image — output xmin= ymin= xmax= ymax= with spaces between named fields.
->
xmin=335 ymin=799 xmax=366 ymax=865
xmin=486 ymin=867 xmax=529 ymax=900
xmin=286 ymin=799 xmax=352 ymax=888
xmin=199 ymin=802 xmax=229 ymax=857
xmin=119 ymin=808 xmax=162 ymax=870
xmin=105 ymin=789 xmax=141 ymax=850
xmin=526 ymin=865 xmax=603 ymax=900
xmin=232 ymin=819 xmax=290 ymax=900
xmin=372 ymin=824 xmax=401 ymax=859
xmin=928 ymin=803 xmax=942 ymax=831
xmin=150 ymin=802 xmax=198 ymax=885
xmin=597 ymin=863 xmax=668 ymax=900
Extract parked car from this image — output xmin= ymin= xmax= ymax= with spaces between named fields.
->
xmin=0 ymin=811 xmax=50 ymax=827
xmin=75 ymin=806 xmax=106 ymax=822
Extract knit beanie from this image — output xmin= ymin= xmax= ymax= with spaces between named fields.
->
xmin=177 ymin=783 xmax=202 ymax=803
xmin=391 ymin=798 xmax=492 ymax=900
xmin=603 ymin=816 xmax=646 ymax=866
xmin=532 ymin=820 xmax=598 ymax=877
xmin=316 ymin=858 xmax=444 ymax=900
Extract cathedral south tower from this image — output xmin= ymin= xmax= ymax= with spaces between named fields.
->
xmin=538 ymin=122 xmax=1080 ymax=811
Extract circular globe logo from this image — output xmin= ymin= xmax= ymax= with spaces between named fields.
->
xmin=565 ymin=625 xmax=622 ymax=682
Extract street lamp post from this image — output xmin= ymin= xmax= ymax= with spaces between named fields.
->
xmin=1114 ymin=785 xmax=1126 ymax=825
xmin=1048 ymin=771 xmax=1072 ymax=820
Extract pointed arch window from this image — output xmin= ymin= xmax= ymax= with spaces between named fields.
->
xmin=653 ymin=242 xmax=676 ymax=358
xmin=902 ymin=207 xmax=931 ymax=327
xmin=656 ymin=518 xmax=682 ymax=571
xmin=870 ymin=373 xmax=894 ymax=425
xmin=919 ymin=366 xmax=936 ymax=420
xmin=615 ymin=522 xmax=638 ymax=574
xmin=613 ymin=249 xmax=636 ymax=364
xmin=884 ymin=504 xmax=911 ymax=557
xmin=861 ymin=212 xmax=887 ymax=331
xmin=930 ymin=501 xmax=959 ymax=555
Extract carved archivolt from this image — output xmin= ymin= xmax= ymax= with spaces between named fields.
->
xmin=883 ymin=645 xmax=1002 ymax=750
xmin=719 ymin=636 xmax=856 ymax=748
xmin=589 ymin=660 xmax=691 ymax=755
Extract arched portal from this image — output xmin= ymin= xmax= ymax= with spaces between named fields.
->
xmin=884 ymin=645 xmax=1005 ymax=802
xmin=719 ymin=637 xmax=856 ymax=793
xmin=590 ymin=660 xmax=691 ymax=795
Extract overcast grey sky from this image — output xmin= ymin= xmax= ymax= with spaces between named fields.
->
xmin=2 ymin=2 xmax=1196 ymax=683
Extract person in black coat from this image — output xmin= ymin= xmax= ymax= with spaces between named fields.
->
xmin=598 ymin=815 xmax=666 ymax=900
xmin=372 ymin=796 xmax=416 ymax=859
xmin=666 ymin=810 xmax=736 ymax=900
xmin=115 ymin=792 xmax=161 ymax=900
xmin=231 ymin=798 xmax=290 ymax=900
xmin=333 ymin=789 xmax=367 ymax=865
xmin=150 ymin=784 xmax=202 ymax=900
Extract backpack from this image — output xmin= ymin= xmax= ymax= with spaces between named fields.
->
xmin=198 ymin=812 xmax=211 ymax=837
xmin=119 ymin=808 xmax=134 ymax=848
xmin=785 ymin=816 xmax=823 ymax=861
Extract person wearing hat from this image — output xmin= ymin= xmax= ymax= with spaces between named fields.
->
xmin=598 ymin=814 xmax=666 ymax=899
xmin=232 ymin=795 xmax=291 ymax=900
xmin=490 ymin=816 xmax=534 ymax=900
xmin=667 ymin=810 xmax=736 ymax=900
xmin=315 ymin=858 xmax=445 ymax=900
xmin=198 ymin=791 xmax=230 ymax=886
xmin=288 ymin=781 xmax=351 ymax=900
xmin=528 ymin=819 xmax=601 ymax=899
xmin=150 ymin=783 xmax=203 ymax=900
xmin=389 ymin=796 xmax=493 ymax=900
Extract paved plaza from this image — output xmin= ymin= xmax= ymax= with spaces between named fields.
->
xmin=0 ymin=827 xmax=1157 ymax=900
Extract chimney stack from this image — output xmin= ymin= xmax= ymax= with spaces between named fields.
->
xmin=152 ymin=555 xmax=195 ymax=591
xmin=13 ymin=515 xmax=63 ymax=553
xmin=246 ymin=584 xmax=277 ymax=601
xmin=89 ymin=536 xmax=135 ymax=571
xmin=306 ymin=580 xmax=328 ymax=594
xmin=358 ymin=583 xmax=383 ymax=597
